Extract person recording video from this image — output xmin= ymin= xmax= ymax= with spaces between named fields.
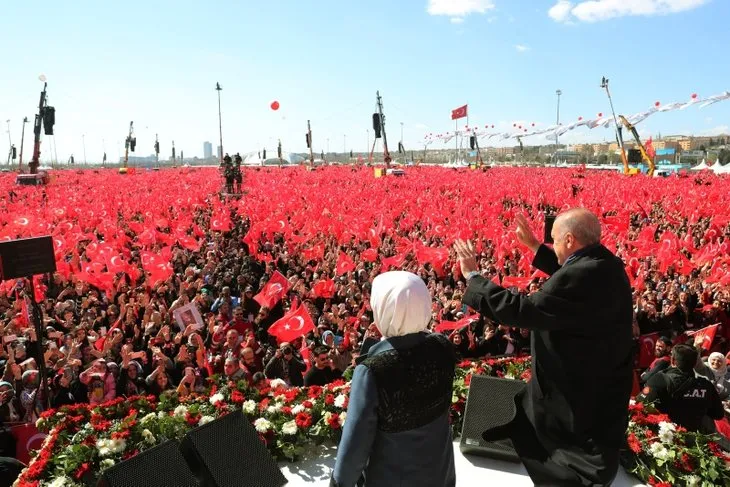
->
xmin=453 ymin=208 xmax=633 ymax=487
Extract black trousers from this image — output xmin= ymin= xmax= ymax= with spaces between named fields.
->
xmin=484 ymin=403 xmax=619 ymax=487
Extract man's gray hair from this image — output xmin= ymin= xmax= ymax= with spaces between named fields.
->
xmin=556 ymin=208 xmax=602 ymax=245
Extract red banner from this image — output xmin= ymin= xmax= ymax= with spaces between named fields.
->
xmin=10 ymin=423 xmax=47 ymax=465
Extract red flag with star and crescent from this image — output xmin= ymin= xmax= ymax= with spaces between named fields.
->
xmin=254 ymin=271 xmax=290 ymax=309
xmin=268 ymin=304 xmax=315 ymax=344
xmin=451 ymin=104 xmax=468 ymax=120
xmin=637 ymin=332 xmax=660 ymax=368
xmin=336 ymin=251 xmax=356 ymax=276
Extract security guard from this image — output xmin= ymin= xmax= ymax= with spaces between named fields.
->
xmin=637 ymin=344 xmax=724 ymax=433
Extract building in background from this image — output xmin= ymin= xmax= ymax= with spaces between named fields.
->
xmin=217 ymin=145 xmax=222 ymax=159
xmin=203 ymin=141 xmax=212 ymax=159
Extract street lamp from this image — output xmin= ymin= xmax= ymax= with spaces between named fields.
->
xmin=215 ymin=82 xmax=223 ymax=163
xmin=344 ymin=134 xmax=347 ymax=157
xmin=5 ymin=120 xmax=11 ymax=165
xmin=555 ymin=89 xmax=562 ymax=161
xmin=82 ymin=134 xmax=87 ymax=164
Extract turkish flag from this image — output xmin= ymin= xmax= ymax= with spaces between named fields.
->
xmin=435 ymin=314 xmax=479 ymax=333
xmin=11 ymin=423 xmax=47 ymax=464
xmin=361 ymin=248 xmax=378 ymax=263
xmin=268 ymin=304 xmax=315 ymax=344
xmin=336 ymin=251 xmax=356 ymax=276
xmin=451 ymin=104 xmax=468 ymax=120
xmin=686 ymin=324 xmax=720 ymax=351
xmin=638 ymin=332 xmax=659 ymax=368
xmin=254 ymin=270 xmax=290 ymax=309
xmin=312 ymin=279 xmax=336 ymax=299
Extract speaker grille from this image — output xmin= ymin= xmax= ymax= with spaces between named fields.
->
xmin=180 ymin=410 xmax=287 ymax=487
xmin=459 ymin=375 xmax=526 ymax=462
xmin=97 ymin=440 xmax=198 ymax=487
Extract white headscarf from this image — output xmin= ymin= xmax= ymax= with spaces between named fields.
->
xmin=708 ymin=352 xmax=728 ymax=380
xmin=370 ymin=271 xmax=432 ymax=338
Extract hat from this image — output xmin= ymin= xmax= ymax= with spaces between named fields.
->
xmin=334 ymin=336 xmax=344 ymax=346
xmin=245 ymin=285 xmax=254 ymax=293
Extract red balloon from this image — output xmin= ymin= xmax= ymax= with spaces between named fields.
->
xmin=598 ymin=112 xmax=603 ymax=117
xmin=523 ymin=128 xmax=527 ymax=132
xmin=491 ymin=125 xmax=494 ymax=128
xmin=691 ymin=93 xmax=698 ymax=99
xmin=655 ymin=101 xmax=661 ymax=107
xmin=531 ymin=123 xmax=535 ymax=127
xmin=513 ymin=123 xmax=517 ymax=127
xmin=578 ymin=116 xmax=583 ymax=121
xmin=518 ymin=125 xmax=522 ymax=129
xmin=270 ymin=101 xmax=280 ymax=111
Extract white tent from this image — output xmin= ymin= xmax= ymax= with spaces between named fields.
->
xmin=712 ymin=162 xmax=730 ymax=175
xmin=690 ymin=159 xmax=710 ymax=171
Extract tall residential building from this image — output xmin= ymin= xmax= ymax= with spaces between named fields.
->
xmin=217 ymin=145 xmax=222 ymax=159
xmin=203 ymin=141 xmax=213 ymax=159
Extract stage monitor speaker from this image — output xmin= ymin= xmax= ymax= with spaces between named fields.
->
xmin=180 ymin=410 xmax=287 ymax=487
xmin=372 ymin=113 xmax=381 ymax=138
xmin=627 ymin=149 xmax=642 ymax=164
xmin=459 ymin=374 xmax=526 ymax=462
xmin=96 ymin=440 xmax=198 ymax=487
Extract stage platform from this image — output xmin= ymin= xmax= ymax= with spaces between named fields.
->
xmin=279 ymin=441 xmax=644 ymax=486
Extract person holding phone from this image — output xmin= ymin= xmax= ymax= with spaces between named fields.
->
xmin=453 ymin=208 xmax=633 ymax=487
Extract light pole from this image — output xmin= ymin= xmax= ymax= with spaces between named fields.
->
xmin=343 ymin=134 xmax=347 ymax=158
xmin=326 ymin=138 xmax=330 ymax=155
xmin=555 ymin=89 xmax=562 ymax=161
xmin=215 ymin=82 xmax=223 ymax=163
xmin=19 ymin=117 xmax=28 ymax=171
xmin=5 ymin=120 xmax=11 ymax=165
xmin=366 ymin=129 xmax=369 ymax=154
xmin=82 ymin=134 xmax=87 ymax=164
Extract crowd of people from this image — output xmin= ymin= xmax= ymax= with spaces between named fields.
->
xmin=0 ymin=169 xmax=729 ymax=477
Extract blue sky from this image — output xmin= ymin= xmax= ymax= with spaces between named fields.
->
xmin=0 ymin=0 xmax=728 ymax=162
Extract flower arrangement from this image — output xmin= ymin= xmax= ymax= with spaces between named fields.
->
xmin=13 ymin=357 xmax=730 ymax=487
xmin=621 ymin=401 xmax=730 ymax=487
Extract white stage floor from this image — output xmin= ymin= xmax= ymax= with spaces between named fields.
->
xmin=279 ymin=441 xmax=645 ymax=486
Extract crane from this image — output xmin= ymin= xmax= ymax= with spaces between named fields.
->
xmin=618 ymin=115 xmax=655 ymax=177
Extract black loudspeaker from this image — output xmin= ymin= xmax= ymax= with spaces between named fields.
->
xmin=470 ymin=136 xmax=476 ymax=150
xmin=459 ymin=375 xmax=526 ymax=462
xmin=180 ymin=410 xmax=287 ymax=487
xmin=43 ymin=106 xmax=55 ymax=135
xmin=97 ymin=440 xmax=198 ymax=487
xmin=263 ymin=149 xmax=267 ymax=159
xmin=627 ymin=148 xmax=642 ymax=164
xmin=372 ymin=113 xmax=381 ymax=138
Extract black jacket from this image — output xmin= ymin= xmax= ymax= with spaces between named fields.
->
xmin=463 ymin=244 xmax=633 ymax=451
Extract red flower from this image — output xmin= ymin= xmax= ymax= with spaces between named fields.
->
xmin=186 ymin=412 xmax=201 ymax=426
xmin=259 ymin=398 xmax=270 ymax=412
xmin=626 ymin=433 xmax=642 ymax=454
xmin=281 ymin=406 xmax=293 ymax=415
xmin=464 ymin=374 xmax=472 ymax=386
xmin=74 ymin=462 xmax=91 ymax=480
xmin=295 ymin=412 xmax=313 ymax=429
xmin=284 ymin=389 xmax=299 ymax=403
xmin=325 ymin=394 xmax=335 ymax=406
xmin=520 ymin=369 xmax=532 ymax=382
xmin=111 ymin=430 xmax=130 ymax=440
xmin=122 ymin=449 xmax=139 ymax=460
xmin=307 ymin=386 xmax=324 ymax=399
xmin=327 ymin=413 xmax=341 ymax=429
xmin=230 ymin=390 xmax=245 ymax=404
xmin=458 ymin=360 xmax=473 ymax=368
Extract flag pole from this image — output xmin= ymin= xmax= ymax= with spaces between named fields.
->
xmin=455 ymin=118 xmax=459 ymax=163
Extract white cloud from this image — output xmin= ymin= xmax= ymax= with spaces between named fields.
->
xmin=428 ymin=0 xmax=496 ymax=23
xmin=548 ymin=0 xmax=709 ymax=23
xmin=548 ymin=1 xmax=573 ymax=22
xmin=515 ymin=44 xmax=530 ymax=52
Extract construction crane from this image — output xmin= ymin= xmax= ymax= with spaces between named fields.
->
xmin=619 ymin=115 xmax=655 ymax=177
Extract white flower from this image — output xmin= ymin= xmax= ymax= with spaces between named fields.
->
xmin=274 ymin=394 xmax=287 ymax=403
xmin=209 ymin=393 xmax=225 ymax=405
xmin=504 ymin=373 xmax=516 ymax=380
xmin=141 ymin=412 xmax=157 ymax=424
xmin=199 ymin=415 xmax=215 ymax=426
xmin=157 ymin=411 xmax=166 ymax=419
xmin=323 ymin=412 xmax=332 ymax=424
xmin=110 ymin=438 xmax=126 ymax=454
xmin=658 ymin=421 xmax=676 ymax=444
xmin=628 ymin=399 xmax=636 ymax=406
xmin=267 ymin=404 xmax=281 ymax=415
xmin=254 ymin=417 xmax=272 ymax=433
xmin=270 ymin=378 xmax=287 ymax=389
xmin=142 ymin=429 xmax=156 ymax=445
xmin=649 ymin=442 xmax=669 ymax=461
xmin=683 ymin=475 xmax=701 ymax=487
xmin=291 ymin=404 xmax=306 ymax=415
xmin=281 ymin=420 xmax=298 ymax=436
xmin=242 ymin=400 xmax=257 ymax=414
xmin=334 ymin=394 xmax=347 ymax=409
xmin=173 ymin=405 xmax=189 ymax=418
xmin=35 ymin=418 xmax=46 ymax=429
xmin=48 ymin=476 xmax=72 ymax=487
xmin=100 ymin=459 xmax=115 ymax=469
xmin=96 ymin=438 xmax=114 ymax=457
xmin=339 ymin=412 xmax=347 ymax=427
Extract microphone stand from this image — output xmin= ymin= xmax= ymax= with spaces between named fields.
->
xmin=21 ymin=285 xmax=51 ymax=410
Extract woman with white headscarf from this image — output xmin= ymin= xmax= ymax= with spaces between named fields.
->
xmin=706 ymin=352 xmax=730 ymax=400
xmin=331 ymin=271 xmax=456 ymax=487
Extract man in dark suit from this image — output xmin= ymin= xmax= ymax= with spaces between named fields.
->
xmin=454 ymin=208 xmax=633 ymax=486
